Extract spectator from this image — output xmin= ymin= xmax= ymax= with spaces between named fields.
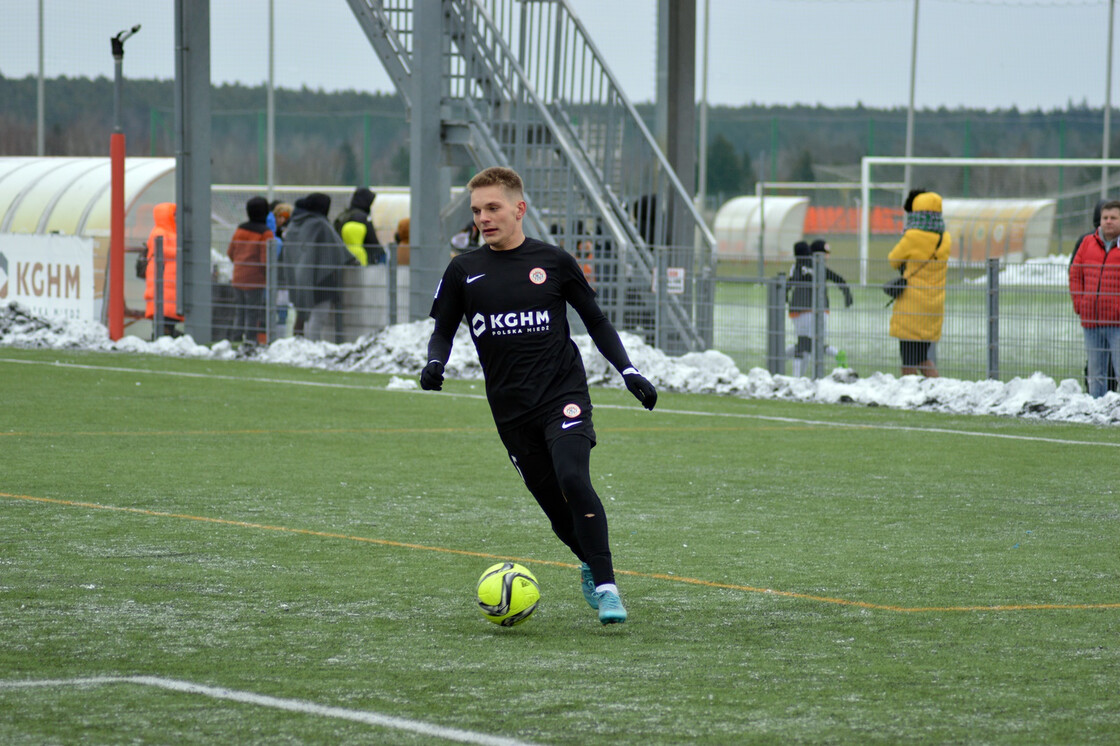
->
xmin=786 ymin=239 xmax=852 ymax=376
xmin=394 ymin=217 xmax=410 ymax=266
xmin=271 ymin=201 xmax=293 ymax=239
xmin=283 ymin=192 xmax=351 ymax=340
xmin=227 ymin=196 xmax=274 ymax=345
xmin=1069 ymin=198 xmax=1120 ymax=397
xmin=450 ymin=220 xmax=482 ymax=255
xmin=888 ymin=190 xmax=950 ymax=377
xmin=144 ymin=202 xmax=183 ymax=337
xmin=334 ymin=187 xmax=383 ymax=265
xmin=1069 ymin=200 xmax=1117 ymax=392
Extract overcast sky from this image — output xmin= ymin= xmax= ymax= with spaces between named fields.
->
xmin=0 ymin=0 xmax=1111 ymax=111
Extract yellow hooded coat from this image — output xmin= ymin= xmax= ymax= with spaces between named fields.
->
xmin=888 ymin=192 xmax=951 ymax=342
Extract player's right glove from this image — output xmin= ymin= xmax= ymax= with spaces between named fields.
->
xmin=420 ymin=360 xmax=445 ymax=391
xmin=622 ymin=367 xmax=657 ymax=411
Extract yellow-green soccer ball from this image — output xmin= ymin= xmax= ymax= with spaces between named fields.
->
xmin=476 ymin=562 xmax=540 ymax=626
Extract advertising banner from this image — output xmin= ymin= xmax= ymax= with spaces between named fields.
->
xmin=0 ymin=234 xmax=95 ymax=321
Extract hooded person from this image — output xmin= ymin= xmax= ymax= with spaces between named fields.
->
xmin=888 ymin=190 xmax=951 ymax=377
xmin=282 ymin=192 xmax=351 ymax=340
xmin=226 ymin=196 xmax=275 ymax=344
xmin=333 ymin=187 xmax=383 ymax=266
xmin=144 ymin=202 xmax=183 ymax=336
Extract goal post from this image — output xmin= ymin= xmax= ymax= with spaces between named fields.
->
xmin=858 ymin=156 xmax=1120 ymax=285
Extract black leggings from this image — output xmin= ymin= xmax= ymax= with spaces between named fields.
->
xmin=507 ymin=434 xmax=614 ymax=586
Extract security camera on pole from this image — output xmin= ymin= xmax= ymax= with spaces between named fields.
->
xmin=108 ymin=24 xmax=140 ymax=341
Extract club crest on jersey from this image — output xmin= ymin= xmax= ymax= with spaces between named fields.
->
xmin=529 ymin=267 xmax=547 ymax=285
xmin=563 ymin=403 xmax=582 ymax=418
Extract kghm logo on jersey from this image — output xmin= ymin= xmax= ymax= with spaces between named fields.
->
xmin=471 ymin=309 xmax=552 ymax=337
xmin=562 ymin=403 xmax=582 ymax=418
xmin=529 ymin=267 xmax=547 ymax=284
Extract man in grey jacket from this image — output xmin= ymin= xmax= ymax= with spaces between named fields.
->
xmin=282 ymin=192 xmax=352 ymax=340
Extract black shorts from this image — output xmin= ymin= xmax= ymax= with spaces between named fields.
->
xmin=497 ymin=399 xmax=596 ymax=474
xmin=899 ymin=340 xmax=932 ymax=367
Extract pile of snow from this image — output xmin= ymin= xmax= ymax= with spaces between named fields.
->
xmin=964 ymin=253 xmax=1072 ymax=286
xmin=3 ymin=301 xmax=1118 ymax=425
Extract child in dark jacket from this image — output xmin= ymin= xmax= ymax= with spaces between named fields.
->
xmin=786 ymin=239 xmax=853 ymax=376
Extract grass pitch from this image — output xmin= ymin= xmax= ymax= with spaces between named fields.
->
xmin=1 ymin=348 xmax=1118 ymax=744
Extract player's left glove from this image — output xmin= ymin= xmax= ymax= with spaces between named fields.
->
xmin=622 ymin=367 xmax=657 ymax=411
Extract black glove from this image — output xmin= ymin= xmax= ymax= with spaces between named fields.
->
xmin=622 ymin=367 xmax=657 ymax=411
xmin=420 ymin=360 xmax=445 ymax=391
xmin=843 ymin=287 xmax=854 ymax=308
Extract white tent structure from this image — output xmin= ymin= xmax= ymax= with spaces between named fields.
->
xmin=941 ymin=198 xmax=1056 ymax=263
xmin=713 ymin=195 xmax=809 ymax=263
xmin=0 ymin=156 xmax=176 ymax=318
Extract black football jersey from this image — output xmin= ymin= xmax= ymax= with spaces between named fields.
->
xmin=429 ymin=237 xmax=598 ymax=427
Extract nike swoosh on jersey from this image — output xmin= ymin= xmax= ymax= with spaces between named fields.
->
xmin=466 ymin=274 xmax=485 ymax=284
xmin=561 ymin=420 xmax=583 ymax=429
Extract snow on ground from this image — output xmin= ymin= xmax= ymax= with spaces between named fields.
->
xmin=2 ymin=300 xmax=1118 ymax=426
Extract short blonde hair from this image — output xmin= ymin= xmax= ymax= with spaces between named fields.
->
xmin=467 ymin=166 xmax=524 ymax=201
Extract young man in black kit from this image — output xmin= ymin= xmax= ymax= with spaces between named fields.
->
xmin=420 ymin=166 xmax=657 ymax=624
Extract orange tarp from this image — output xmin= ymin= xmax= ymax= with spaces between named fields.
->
xmin=803 ymin=206 xmax=903 ymax=235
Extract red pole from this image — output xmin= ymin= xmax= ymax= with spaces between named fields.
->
xmin=109 ymin=131 xmax=125 ymax=340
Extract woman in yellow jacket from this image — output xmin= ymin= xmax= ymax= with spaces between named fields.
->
xmin=888 ymin=190 xmax=951 ymax=377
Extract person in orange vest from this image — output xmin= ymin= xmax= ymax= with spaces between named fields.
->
xmin=144 ymin=202 xmax=183 ymax=337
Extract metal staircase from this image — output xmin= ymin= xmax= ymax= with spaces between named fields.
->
xmin=346 ymin=0 xmax=715 ymax=351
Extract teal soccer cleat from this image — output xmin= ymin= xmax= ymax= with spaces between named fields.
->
xmin=595 ymin=589 xmax=627 ymax=625
xmin=580 ymin=563 xmax=598 ymax=609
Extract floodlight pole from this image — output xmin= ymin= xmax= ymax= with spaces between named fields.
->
xmin=696 ymin=0 xmax=710 ymax=210
xmin=37 ymin=0 xmax=44 ymax=156
xmin=266 ymin=0 xmax=275 ymax=201
xmin=1103 ymin=0 xmax=1115 ymax=199
xmin=903 ymin=0 xmax=919 ymax=196
xmin=109 ymin=24 xmax=141 ymax=341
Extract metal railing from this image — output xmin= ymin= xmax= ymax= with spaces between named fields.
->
xmin=345 ymin=0 xmax=716 ymax=351
xmin=713 ymin=256 xmax=1097 ymax=387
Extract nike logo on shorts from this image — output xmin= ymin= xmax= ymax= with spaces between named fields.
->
xmin=466 ymin=274 xmax=485 ymax=284
xmin=561 ymin=420 xmax=582 ymax=430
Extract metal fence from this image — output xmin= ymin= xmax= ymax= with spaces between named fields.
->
xmin=179 ymin=235 xmax=1099 ymax=388
xmin=711 ymin=254 xmax=1090 ymax=386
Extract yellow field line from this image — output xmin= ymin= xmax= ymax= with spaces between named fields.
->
xmin=4 ymin=491 xmax=1118 ymax=614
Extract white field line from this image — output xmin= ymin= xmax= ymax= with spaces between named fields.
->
xmin=0 ymin=676 xmax=541 ymax=746
xmin=3 ymin=356 xmax=1118 ymax=449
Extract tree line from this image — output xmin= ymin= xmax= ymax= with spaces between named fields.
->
xmin=0 ymin=73 xmax=1112 ymax=199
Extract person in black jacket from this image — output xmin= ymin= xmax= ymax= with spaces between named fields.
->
xmin=283 ymin=193 xmax=351 ymax=339
xmin=786 ymin=239 xmax=852 ymax=376
xmin=333 ymin=187 xmax=383 ymax=265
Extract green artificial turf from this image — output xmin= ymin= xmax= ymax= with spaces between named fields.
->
xmin=1 ymin=349 xmax=1118 ymax=744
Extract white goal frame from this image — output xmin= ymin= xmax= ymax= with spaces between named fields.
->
xmin=858 ymin=156 xmax=1120 ymax=285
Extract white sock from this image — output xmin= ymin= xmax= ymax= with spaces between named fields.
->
xmin=594 ymin=583 xmax=618 ymax=595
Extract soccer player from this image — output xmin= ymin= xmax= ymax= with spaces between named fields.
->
xmin=420 ymin=166 xmax=657 ymax=625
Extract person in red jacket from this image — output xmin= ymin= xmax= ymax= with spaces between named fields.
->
xmin=227 ymin=196 xmax=275 ymax=344
xmin=1069 ymin=199 xmax=1120 ymax=397
xmin=144 ymin=202 xmax=183 ymax=337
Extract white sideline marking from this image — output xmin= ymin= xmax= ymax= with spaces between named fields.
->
xmin=3 ymin=356 xmax=1118 ymax=448
xmin=0 ymin=676 xmax=541 ymax=746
